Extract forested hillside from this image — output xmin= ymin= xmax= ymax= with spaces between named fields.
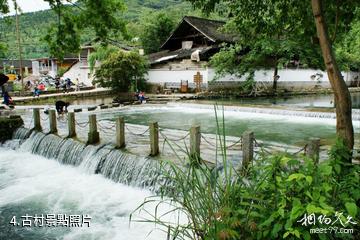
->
xmin=0 ymin=0 xmax=193 ymax=59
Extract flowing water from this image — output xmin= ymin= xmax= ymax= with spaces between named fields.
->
xmin=2 ymin=92 xmax=360 ymax=239
xmin=0 ymin=129 xmax=180 ymax=240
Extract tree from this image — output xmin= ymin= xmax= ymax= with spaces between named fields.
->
xmin=139 ymin=11 xmax=176 ymax=54
xmin=94 ymin=50 xmax=149 ymax=93
xmin=311 ymin=0 xmax=354 ymax=153
xmin=188 ymin=0 xmax=359 ymax=152
xmin=88 ymin=44 xmax=119 ymax=72
xmin=336 ymin=10 xmax=360 ymax=71
xmin=0 ymin=0 xmax=127 ymax=59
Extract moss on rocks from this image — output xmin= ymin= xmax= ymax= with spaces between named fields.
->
xmin=0 ymin=115 xmax=24 ymax=143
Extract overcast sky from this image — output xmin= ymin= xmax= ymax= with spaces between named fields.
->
xmin=7 ymin=0 xmax=51 ymax=15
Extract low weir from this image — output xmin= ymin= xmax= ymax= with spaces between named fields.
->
xmin=10 ymin=128 xmax=171 ymax=193
xmin=3 ymin=105 xmax=326 ymax=192
xmin=168 ymin=102 xmax=360 ymax=120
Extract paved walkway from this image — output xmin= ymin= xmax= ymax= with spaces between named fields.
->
xmin=12 ymin=88 xmax=112 ymax=103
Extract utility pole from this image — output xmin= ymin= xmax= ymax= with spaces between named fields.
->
xmin=15 ymin=3 xmax=24 ymax=95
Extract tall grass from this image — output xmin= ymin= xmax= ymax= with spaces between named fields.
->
xmin=131 ymin=107 xmax=360 ymax=240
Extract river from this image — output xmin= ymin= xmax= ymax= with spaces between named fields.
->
xmin=1 ymin=92 xmax=359 ymax=239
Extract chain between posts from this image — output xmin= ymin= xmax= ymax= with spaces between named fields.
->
xmin=75 ymin=120 xmax=89 ymax=128
xmin=291 ymin=144 xmax=308 ymax=156
xmin=225 ymin=137 xmax=243 ymax=149
xmin=125 ymin=125 xmax=150 ymax=136
xmin=200 ymin=134 xmax=218 ymax=147
xmin=98 ymin=125 xmax=114 ymax=134
xmin=57 ymin=115 xmax=68 ymax=123
xmin=254 ymin=138 xmax=309 ymax=156
xmin=200 ymin=134 xmax=242 ymax=150
xmin=159 ymin=131 xmax=189 ymax=155
xmin=254 ymin=138 xmax=273 ymax=154
xmin=98 ymin=121 xmax=116 ymax=130
xmin=159 ymin=129 xmax=190 ymax=141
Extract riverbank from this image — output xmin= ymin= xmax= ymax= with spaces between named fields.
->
xmin=0 ymin=115 xmax=23 ymax=142
xmin=9 ymin=86 xmax=360 ymax=107
xmin=12 ymin=88 xmax=114 ymax=105
xmin=199 ymin=86 xmax=360 ymax=99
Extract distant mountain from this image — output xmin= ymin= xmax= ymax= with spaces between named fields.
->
xmin=0 ymin=0 xmax=191 ymax=59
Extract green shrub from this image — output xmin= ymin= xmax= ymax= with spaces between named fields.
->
xmin=133 ymin=111 xmax=360 ymax=240
xmin=94 ymin=50 xmax=149 ymax=93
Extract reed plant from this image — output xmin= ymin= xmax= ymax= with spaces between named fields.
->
xmin=131 ymin=107 xmax=360 ymax=240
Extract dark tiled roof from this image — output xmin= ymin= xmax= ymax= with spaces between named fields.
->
xmin=183 ymin=16 xmax=234 ymax=43
xmin=148 ymin=46 xmax=218 ymax=65
xmin=161 ymin=16 xmax=235 ymax=50
xmin=0 ymin=59 xmax=32 ymax=68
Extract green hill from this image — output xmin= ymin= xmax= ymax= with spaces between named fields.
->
xmin=0 ymin=0 xmax=193 ymax=59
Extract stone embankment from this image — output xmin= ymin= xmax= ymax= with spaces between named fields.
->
xmin=0 ymin=115 xmax=23 ymax=142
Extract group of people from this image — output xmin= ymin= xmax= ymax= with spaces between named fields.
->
xmin=55 ymin=77 xmax=80 ymax=93
xmin=135 ymin=91 xmax=147 ymax=103
xmin=28 ymin=77 xmax=81 ymax=97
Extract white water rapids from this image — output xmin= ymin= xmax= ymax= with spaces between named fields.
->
xmin=0 ymin=146 xmax=181 ymax=240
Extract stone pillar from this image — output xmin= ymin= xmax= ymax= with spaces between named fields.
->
xmin=306 ymin=138 xmax=320 ymax=163
xmin=242 ymin=131 xmax=254 ymax=172
xmin=67 ymin=112 xmax=76 ymax=138
xmin=190 ymin=125 xmax=201 ymax=161
xmin=149 ymin=122 xmax=159 ymax=156
xmin=87 ymin=114 xmax=100 ymax=144
xmin=116 ymin=117 xmax=125 ymax=148
xmin=33 ymin=108 xmax=42 ymax=131
xmin=48 ymin=109 xmax=57 ymax=134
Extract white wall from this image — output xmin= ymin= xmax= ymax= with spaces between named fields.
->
xmin=147 ymin=69 xmax=209 ymax=84
xmin=63 ymin=60 xmax=93 ymax=86
xmin=149 ymin=67 xmax=360 ymax=86
xmin=207 ymin=68 xmax=333 ymax=83
xmin=31 ymin=61 xmax=39 ymax=76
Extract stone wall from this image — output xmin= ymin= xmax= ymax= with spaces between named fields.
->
xmin=0 ymin=115 xmax=24 ymax=143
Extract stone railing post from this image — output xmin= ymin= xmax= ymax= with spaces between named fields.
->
xmin=305 ymin=138 xmax=320 ymax=163
xmin=116 ymin=117 xmax=125 ymax=148
xmin=67 ymin=112 xmax=76 ymax=138
xmin=33 ymin=108 xmax=42 ymax=131
xmin=48 ymin=109 xmax=57 ymax=134
xmin=149 ymin=122 xmax=159 ymax=156
xmin=242 ymin=131 xmax=254 ymax=173
xmin=190 ymin=125 xmax=201 ymax=161
xmin=87 ymin=114 xmax=100 ymax=144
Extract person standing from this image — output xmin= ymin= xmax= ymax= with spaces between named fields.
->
xmin=74 ymin=78 xmax=80 ymax=91
xmin=33 ymin=85 xmax=40 ymax=97
xmin=3 ymin=91 xmax=12 ymax=105
xmin=66 ymin=78 xmax=72 ymax=92
xmin=55 ymin=77 xmax=60 ymax=92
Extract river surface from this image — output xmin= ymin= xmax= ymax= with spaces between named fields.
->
xmin=67 ymin=91 xmax=360 ymax=109
xmin=1 ymin=92 xmax=360 ymax=239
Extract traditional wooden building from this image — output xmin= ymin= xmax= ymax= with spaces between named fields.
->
xmin=30 ymin=45 xmax=96 ymax=85
xmin=147 ymin=16 xmax=359 ymax=92
xmin=0 ymin=59 xmax=33 ymax=76
xmin=147 ymin=16 xmax=235 ymax=90
xmin=62 ymin=41 xmax=133 ymax=86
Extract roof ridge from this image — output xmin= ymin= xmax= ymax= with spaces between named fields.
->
xmin=183 ymin=15 xmax=226 ymax=24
